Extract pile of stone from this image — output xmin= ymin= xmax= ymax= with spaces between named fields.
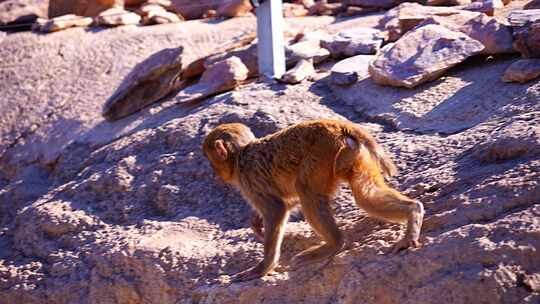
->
xmin=101 ymin=1 xmax=540 ymax=121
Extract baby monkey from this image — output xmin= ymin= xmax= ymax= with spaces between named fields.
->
xmin=202 ymin=119 xmax=424 ymax=282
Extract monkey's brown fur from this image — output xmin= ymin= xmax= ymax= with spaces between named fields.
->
xmin=202 ymin=119 xmax=424 ymax=282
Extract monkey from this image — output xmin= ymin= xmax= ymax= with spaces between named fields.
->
xmin=202 ymin=119 xmax=424 ymax=282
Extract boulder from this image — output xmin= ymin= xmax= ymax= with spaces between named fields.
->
xmin=280 ymin=59 xmax=315 ymax=84
xmin=321 ymin=27 xmax=385 ymax=58
xmin=330 ymin=54 xmax=373 ymax=85
xmin=142 ymin=10 xmax=183 ymax=25
xmin=502 ymin=59 xmax=540 ymax=83
xmin=286 ymin=39 xmax=330 ymax=67
xmin=38 ymin=14 xmax=94 ymax=32
xmin=102 ymin=47 xmax=184 ymax=121
xmin=457 ymin=0 xmax=504 ymax=16
xmin=342 ymin=6 xmax=380 ymax=16
xmin=49 ymin=0 xmax=123 ymax=18
xmin=369 ymin=24 xmax=485 ymax=88
xmin=0 ymin=0 xmax=47 ymax=29
xmin=419 ymin=13 xmax=514 ymax=54
xmin=95 ymin=7 xmax=141 ymax=26
xmin=426 ymin=0 xmax=472 ymax=5
xmin=217 ymin=0 xmax=252 ymax=18
xmin=175 ymin=56 xmax=249 ymax=104
xmin=512 ymin=20 xmax=540 ymax=58
xmin=283 ymin=3 xmax=309 ymax=17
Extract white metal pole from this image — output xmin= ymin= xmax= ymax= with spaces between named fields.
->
xmin=256 ymin=0 xmax=286 ymax=79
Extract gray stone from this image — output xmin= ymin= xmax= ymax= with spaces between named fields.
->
xmin=369 ymin=24 xmax=485 ymax=88
xmin=102 ymin=47 xmax=184 ymax=121
xmin=502 ymin=59 xmax=540 ymax=83
xmin=285 ymin=39 xmax=330 ymax=67
xmin=330 ymin=54 xmax=373 ymax=86
xmin=95 ymin=7 xmax=141 ymax=26
xmin=321 ymin=27 xmax=384 ymax=58
xmin=280 ymin=59 xmax=315 ymax=84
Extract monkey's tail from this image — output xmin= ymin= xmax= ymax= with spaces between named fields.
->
xmin=345 ymin=126 xmax=398 ymax=178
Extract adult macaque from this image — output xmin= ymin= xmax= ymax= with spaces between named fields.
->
xmin=202 ymin=119 xmax=424 ymax=282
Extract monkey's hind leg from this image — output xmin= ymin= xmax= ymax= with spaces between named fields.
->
xmin=349 ymin=174 xmax=424 ymax=253
xmin=291 ymin=187 xmax=344 ymax=269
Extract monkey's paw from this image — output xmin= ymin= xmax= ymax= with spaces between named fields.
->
xmin=230 ymin=267 xmax=265 ymax=282
xmin=391 ymin=238 xmax=421 ymax=253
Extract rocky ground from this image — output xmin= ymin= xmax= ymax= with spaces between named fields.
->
xmin=1 ymin=2 xmax=540 ymax=304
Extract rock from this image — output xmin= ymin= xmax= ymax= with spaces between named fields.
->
xmin=511 ymin=20 xmax=540 ymax=58
xmin=286 ymin=39 xmax=330 ymax=67
xmin=308 ymin=0 xmax=343 ymax=16
xmin=37 ymin=14 xmax=94 ymax=32
xmin=202 ymin=9 xmax=217 ymax=18
xmin=457 ymin=0 xmax=504 ymax=16
xmin=0 ymin=0 xmax=47 ymax=31
xmin=524 ymin=0 xmax=540 ymax=9
xmin=342 ymin=5 xmax=380 ymax=16
xmin=283 ymin=3 xmax=309 ymax=17
xmin=369 ymin=24 xmax=485 ymax=88
xmin=347 ymin=0 xmax=396 ymax=9
xmin=508 ymin=9 xmax=540 ymax=26
xmin=175 ymin=56 xmax=249 ymax=104
xmin=379 ymin=2 xmax=459 ymax=42
xmin=49 ymin=0 xmax=123 ymax=18
xmin=426 ymin=0 xmax=472 ymax=5
xmin=205 ymin=43 xmax=258 ymax=77
xmin=330 ymin=54 xmax=373 ymax=85
xmin=95 ymin=7 xmax=141 ymax=26
xmin=321 ymin=27 xmax=384 ymax=58
xmin=502 ymin=59 xmax=540 ymax=83
xmin=102 ymin=47 xmax=183 ymax=121
xmin=170 ymin=0 xmax=224 ymax=19
xmin=137 ymin=3 xmax=167 ymax=16
xmin=419 ymin=13 xmax=514 ymax=54
xmin=471 ymin=133 xmax=540 ymax=163
xmin=217 ymin=0 xmax=252 ymax=18
xmin=280 ymin=59 xmax=315 ymax=84
xmin=142 ymin=10 xmax=183 ymax=25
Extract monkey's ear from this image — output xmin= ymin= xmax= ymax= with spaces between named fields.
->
xmin=214 ymin=140 xmax=228 ymax=160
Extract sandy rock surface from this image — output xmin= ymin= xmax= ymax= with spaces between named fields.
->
xmin=1 ymin=9 xmax=539 ymax=304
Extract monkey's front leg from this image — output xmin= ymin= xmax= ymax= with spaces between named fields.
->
xmin=232 ymin=199 xmax=289 ymax=282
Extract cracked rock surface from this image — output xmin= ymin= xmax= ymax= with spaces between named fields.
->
xmin=1 ymin=11 xmax=539 ymax=304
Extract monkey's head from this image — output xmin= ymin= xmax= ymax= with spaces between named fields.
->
xmin=202 ymin=123 xmax=256 ymax=183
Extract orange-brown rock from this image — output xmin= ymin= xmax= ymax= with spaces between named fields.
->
xmin=48 ymin=0 xmax=124 ymax=18
xmin=217 ymin=0 xmax=252 ymax=18
xmin=283 ymin=3 xmax=309 ymax=17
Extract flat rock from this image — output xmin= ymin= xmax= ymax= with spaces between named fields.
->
xmin=137 ymin=3 xmax=167 ymax=16
xmin=102 ymin=47 xmax=184 ymax=121
xmin=280 ymin=59 xmax=315 ymax=84
xmin=0 ymin=0 xmax=47 ymax=28
xmin=419 ymin=13 xmax=514 ymax=54
xmin=37 ymin=14 xmax=94 ymax=33
xmin=502 ymin=59 xmax=540 ymax=83
xmin=283 ymin=3 xmax=309 ymax=17
xmin=369 ymin=24 xmax=485 ymax=88
xmin=176 ymin=56 xmax=249 ymax=104
xmin=143 ymin=10 xmax=183 ymax=25
xmin=204 ymin=43 xmax=258 ymax=77
xmin=95 ymin=7 xmax=142 ymax=26
xmin=321 ymin=27 xmax=384 ymax=57
xmin=330 ymin=54 xmax=373 ymax=85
